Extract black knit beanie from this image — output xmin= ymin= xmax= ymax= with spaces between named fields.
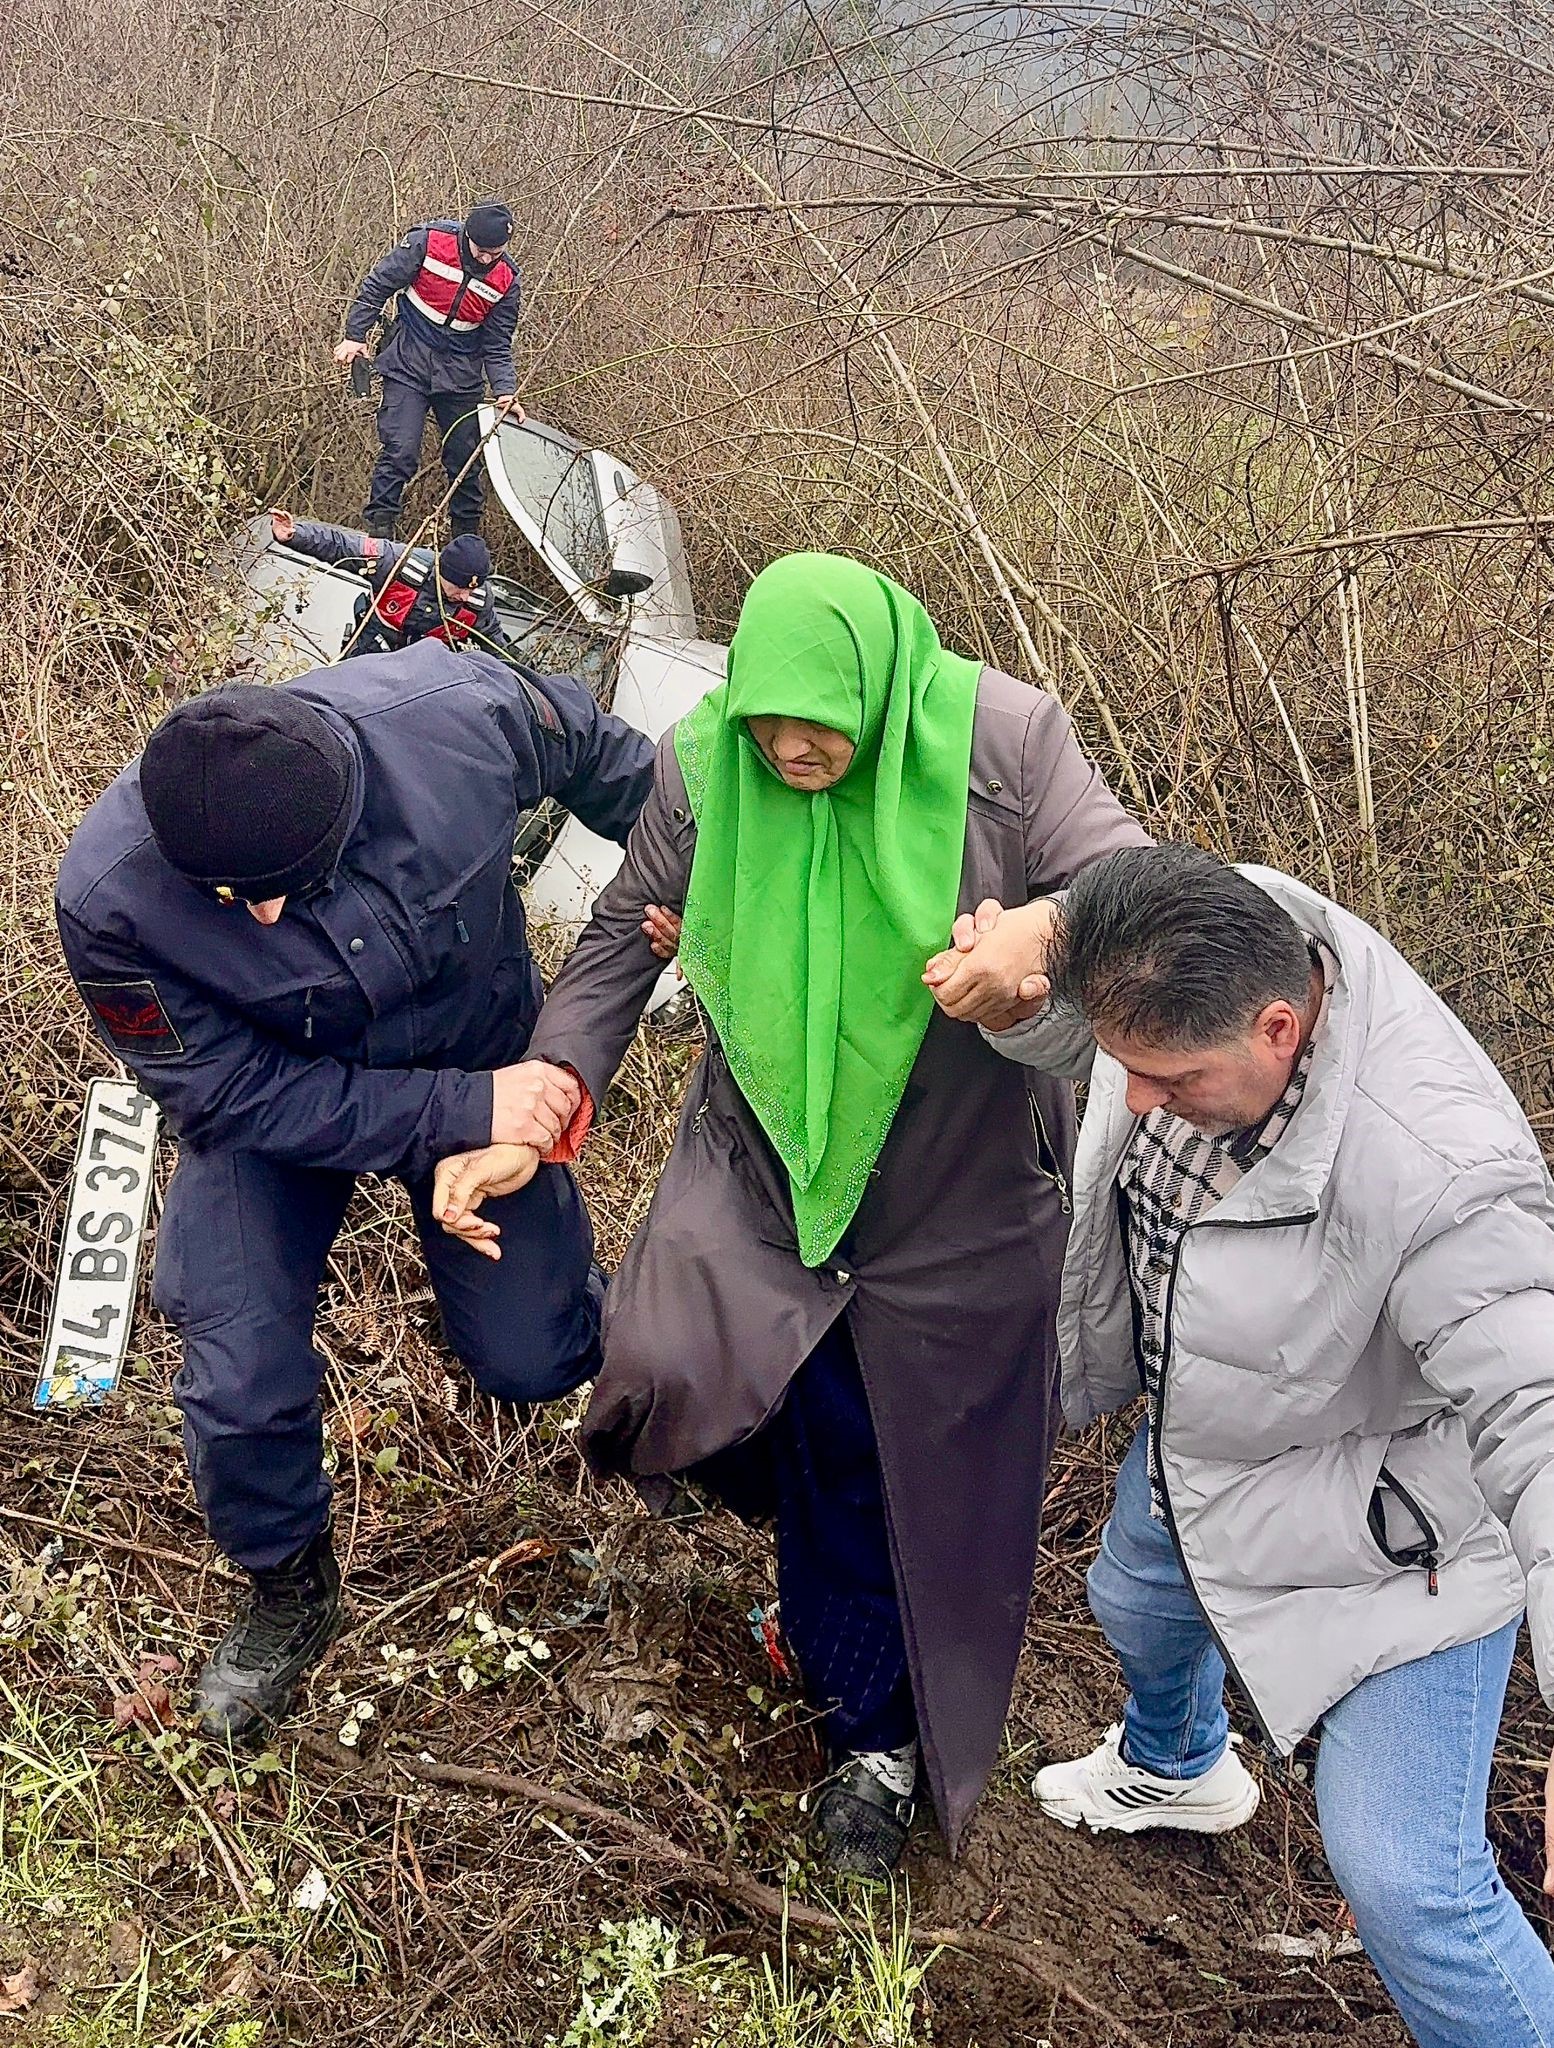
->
xmin=139 ymin=685 xmax=356 ymax=899
xmin=439 ymin=533 xmax=491 ymax=588
xmin=464 ymin=200 xmax=513 ymax=250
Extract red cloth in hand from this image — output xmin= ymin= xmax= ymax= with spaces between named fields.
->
xmin=544 ymin=1069 xmax=595 ymax=1165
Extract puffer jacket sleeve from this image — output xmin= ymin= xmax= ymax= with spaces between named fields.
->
xmin=1386 ymin=1155 xmax=1554 ymax=1702
xmin=976 ymin=1000 xmax=1098 ymax=1079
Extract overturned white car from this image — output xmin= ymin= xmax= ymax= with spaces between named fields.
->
xmin=236 ymin=410 xmax=727 ymax=965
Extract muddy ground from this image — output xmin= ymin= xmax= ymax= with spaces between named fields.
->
xmin=2 ymin=1029 xmax=1551 ymax=2045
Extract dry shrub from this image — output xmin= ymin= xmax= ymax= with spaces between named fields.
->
xmin=2 ymin=0 xmax=1550 ymax=1142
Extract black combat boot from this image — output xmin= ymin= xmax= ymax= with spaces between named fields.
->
xmin=813 ymin=1748 xmax=918 ymax=1879
xmin=195 ymin=1529 xmax=342 ymax=1744
xmin=362 ymin=513 xmax=398 ymax=541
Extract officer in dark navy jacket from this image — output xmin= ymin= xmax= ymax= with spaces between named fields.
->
xmin=55 ymin=643 xmax=653 ymax=1741
xmin=337 ymin=200 xmax=526 ymax=539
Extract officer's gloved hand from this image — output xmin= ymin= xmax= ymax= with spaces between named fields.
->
xmin=434 ymin=1144 xmax=540 ymax=1260
xmin=491 ymin=1060 xmax=580 ymax=1150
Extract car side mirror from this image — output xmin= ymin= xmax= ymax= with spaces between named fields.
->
xmin=603 ymin=564 xmax=655 ymax=600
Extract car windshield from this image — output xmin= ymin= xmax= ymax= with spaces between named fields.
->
xmin=489 ymin=420 xmax=611 ymax=587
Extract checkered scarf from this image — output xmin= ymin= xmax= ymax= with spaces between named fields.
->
xmin=1118 ymin=946 xmax=1333 ymax=1513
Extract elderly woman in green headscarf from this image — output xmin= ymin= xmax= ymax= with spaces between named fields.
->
xmin=434 ymin=553 xmax=1147 ymax=1873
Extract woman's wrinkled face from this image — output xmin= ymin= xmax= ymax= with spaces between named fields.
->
xmin=746 ymin=714 xmax=856 ymax=791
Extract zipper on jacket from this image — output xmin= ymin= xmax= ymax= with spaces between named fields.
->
xmin=304 ymin=988 xmax=315 ymax=1042
xmin=452 ymin=901 xmax=470 ymax=945
xmin=1153 ymin=1205 xmax=1319 ymax=1751
xmin=1026 ymin=1093 xmax=1072 ymax=1215
xmin=1368 ymin=1463 xmax=1441 ymax=1595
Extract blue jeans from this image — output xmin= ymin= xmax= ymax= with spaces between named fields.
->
xmin=1087 ymin=1426 xmax=1554 ymax=2048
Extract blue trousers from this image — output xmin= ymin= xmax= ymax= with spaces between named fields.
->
xmin=155 ymin=1150 xmax=601 ymax=1571
xmin=699 ymin=1319 xmax=915 ymax=1755
xmin=364 ymin=379 xmax=486 ymax=535
xmin=1089 ymin=1426 xmax=1554 ymax=2048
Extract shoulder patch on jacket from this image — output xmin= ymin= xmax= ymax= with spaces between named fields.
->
xmin=78 ymin=979 xmax=184 ymax=1059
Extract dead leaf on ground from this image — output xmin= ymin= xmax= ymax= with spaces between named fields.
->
xmin=211 ymin=1945 xmax=277 ymax=2005
xmin=1253 ymin=1930 xmax=1365 ymax=1962
xmin=111 ymin=1678 xmax=175 ymax=1732
xmin=500 ymin=1536 xmax=560 ymax=1568
xmin=109 ymin=1654 xmax=183 ymax=1732
xmin=560 ymin=1590 xmax=685 ymax=1746
xmin=329 ymin=1398 xmax=374 ymax=1445
xmin=105 ymin=1919 xmax=145 ymax=1982
xmin=0 ymin=1959 xmax=42 ymax=2015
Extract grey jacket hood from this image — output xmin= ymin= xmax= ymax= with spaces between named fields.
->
xmin=992 ymin=866 xmax=1554 ymax=1751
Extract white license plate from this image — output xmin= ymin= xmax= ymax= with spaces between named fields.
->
xmin=36 ymin=1079 xmax=161 ymax=1409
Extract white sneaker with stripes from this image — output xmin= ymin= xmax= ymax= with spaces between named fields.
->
xmin=1033 ymin=1724 xmax=1260 ymax=1835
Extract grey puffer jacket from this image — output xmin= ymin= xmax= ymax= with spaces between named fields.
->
xmin=990 ymin=866 xmax=1554 ymax=1752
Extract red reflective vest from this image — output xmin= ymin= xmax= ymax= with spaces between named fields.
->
xmin=404 ymin=227 xmax=515 ymax=334
xmin=368 ymin=548 xmax=482 ymax=647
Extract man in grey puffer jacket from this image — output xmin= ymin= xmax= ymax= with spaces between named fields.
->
xmin=966 ymin=845 xmax=1554 ymax=2048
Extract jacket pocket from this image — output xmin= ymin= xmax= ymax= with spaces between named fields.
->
xmin=415 ymin=833 xmax=515 ymax=959
xmin=153 ymin=1151 xmax=251 ymax=1335
xmin=242 ymin=971 xmax=369 ymax=1055
xmin=1367 ymin=1467 xmax=1441 ymax=1594
xmin=1183 ymin=1433 xmax=1393 ymax=1593
xmin=1367 ymin=1411 xmax=1491 ymax=1583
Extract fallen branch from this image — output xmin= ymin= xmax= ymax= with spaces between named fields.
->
xmin=296 ymin=1733 xmax=1150 ymax=2047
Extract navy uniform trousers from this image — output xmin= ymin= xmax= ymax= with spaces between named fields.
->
xmin=365 ymin=380 xmax=486 ymax=535
xmin=155 ymin=1148 xmax=601 ymax=1572
xmin=699 ymin=1318 xmax=916 ymax=1757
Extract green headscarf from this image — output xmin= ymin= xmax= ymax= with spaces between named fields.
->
xmin=674 ymin=552 xmax=980 ymax=1267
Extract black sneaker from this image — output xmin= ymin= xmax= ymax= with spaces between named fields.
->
xmin=813 ymin=1753 xmax=917 ymax=1879
xmin=195 ymin=1530 xmax=343 ymax=1745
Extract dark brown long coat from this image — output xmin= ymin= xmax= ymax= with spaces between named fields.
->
xmin=527 ymin=669 xmax=1147 ymax=1847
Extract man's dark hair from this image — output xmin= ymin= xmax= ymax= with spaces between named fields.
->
xmin=1049 ymin=845 xmax=1314 ymax=1049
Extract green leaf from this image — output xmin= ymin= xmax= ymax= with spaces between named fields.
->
xmin=373 ymin=1446 xmax=400 ymax=1477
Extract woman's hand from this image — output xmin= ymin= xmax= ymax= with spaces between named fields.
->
xmin=433 ymin=1144 xmax=540 ymax=1259
xmin=923 ymin=897 xmax=1059 ymax=1029
xmin=642 ymin=903 xmax=683 ymax=960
